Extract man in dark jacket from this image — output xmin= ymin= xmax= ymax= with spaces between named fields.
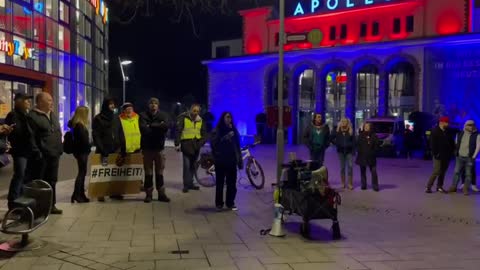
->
xmin=426 ymin=116 xmax=455 ymax=193
xmin=92 ymin=97 xmax=122 ymax=159
xmin=448 ymin=120 xmax=480 ymax=195
xmin=175 ymin=104 xmax=207 ymax=193
xmin=92 ymin=97 xmax=124 ymax=201
xmin=26 ymin=92 xmax=63 ymax=214
xmin=5 ymin=92 xmax=33 ymax=210
xmin=139 ymin=98 xmax=170 ymax=203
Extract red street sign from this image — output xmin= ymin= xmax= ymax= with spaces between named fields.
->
xmin=266 ymin=106 xmax=292 ymax=128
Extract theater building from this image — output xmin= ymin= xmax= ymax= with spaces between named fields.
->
xmin=0 ymin=0 xmax=109 ymax=131
xmin=204 ymin=0 xmax=480 ymax=144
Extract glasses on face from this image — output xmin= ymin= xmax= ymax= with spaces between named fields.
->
xmin=466 ymin=124 xmax=474 ymax=127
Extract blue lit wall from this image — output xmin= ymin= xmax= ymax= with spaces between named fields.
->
xmin=207 ymin=58 xmax=275 ymax=136
xmin=424 ymin=43 xmax=480 ymax=126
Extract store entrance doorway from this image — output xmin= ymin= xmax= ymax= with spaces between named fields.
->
xmin=325 ymin=70 xmax=347 ymax=130
xmin=0 ymin=77 xmax=44 ymax=120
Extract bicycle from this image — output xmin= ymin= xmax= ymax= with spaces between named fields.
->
xmin=194 ymin=142 xmax=265 ymax=189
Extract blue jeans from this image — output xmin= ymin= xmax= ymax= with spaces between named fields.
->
xmin=183 ymin=152 xmax=199 ymax=188
xmin=452 ymin=156 xmax=473 ymax=188
xmin=7 ymin=156 xmax=29 ymax=209
xmin=338 ymin=152 xmax=353 ymax=177
xmin=310 ymin=149 xmax=326 ymax=167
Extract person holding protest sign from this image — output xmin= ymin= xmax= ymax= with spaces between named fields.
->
xmin=140 ymin=98 xmax=170 ymax=203
xmin=92 ymin=97 xmax=124 ymax=201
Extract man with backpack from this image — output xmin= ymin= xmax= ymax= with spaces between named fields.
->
xmin=4 ymin=92 xmax=33 ymax=211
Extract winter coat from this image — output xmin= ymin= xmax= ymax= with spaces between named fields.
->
xmin=355 ymin=131 xmax=379 ymax=166
xmin=210 ymin=125 xmax=242 ymax=168
xmin=68 ymin=120 xmax=91 ymax=155
xmin=28 ymin=109 xmax=63 ymax=158
xmin=303 ymin=124 xmax=330 ymax=152
xmin=92 ymin=98 xmax=123 ymax=157
xmin=4 ymin=108 xmax=33 ymax=157
xmin=332 ymin=129 xmax=355 ymax=154
xmin=430 ymin=126 xmax=455 ymax=160
xmin=175 ymin=112 xmax=207 ymax=156
xmin=139 ymin=110 xmax=169 ymax=151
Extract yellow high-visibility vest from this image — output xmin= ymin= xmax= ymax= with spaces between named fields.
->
xmin=181 ymin=117 xmax=202 ymax=140
xmin=120 ymin=114 xmax=141 ymax=153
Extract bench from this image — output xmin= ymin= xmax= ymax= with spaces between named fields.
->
xmin=0 ymin=180 xmax=53 ymax=251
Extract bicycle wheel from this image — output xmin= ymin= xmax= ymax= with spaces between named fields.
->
xmin=246 ymin=158 xmax=265 ymax=189
xmin=194 ymin=161 xmax=216 ymax=187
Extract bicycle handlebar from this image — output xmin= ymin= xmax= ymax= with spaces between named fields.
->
xmin=241 ymin=141 xmax=261 ymax=151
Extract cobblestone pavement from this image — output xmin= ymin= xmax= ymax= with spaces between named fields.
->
xmin=0 ymin=145 xmax=479 ymax=270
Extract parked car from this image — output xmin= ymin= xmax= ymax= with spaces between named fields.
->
xmin=365 ymin=117 xmax=405 ymax=157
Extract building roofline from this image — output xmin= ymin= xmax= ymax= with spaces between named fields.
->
xmin=202 ymin=33 xmax=480 ymax=65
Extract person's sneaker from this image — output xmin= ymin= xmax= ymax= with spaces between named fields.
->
xmin=229 ymin=205 xmax=238 ymax=211
xmin=216 ymin=205 xmax=223 ymax=212
xmin=472 ymin=186 xmax=479 ymax=192
xmin=182 ymin=188 xmax=189 ymax=193
xmin=425 ymin=188 xmax=432 ymax=194
xmin=373 ymin=187 xmax=380 ymax=192
xmin=190 ymin=185 xmax=200 ymax=191
xmin=437 ymin=187 xmax=447 ymax=194
xmin=50 ymin=206 xmax=63 ymax=215
xmin=110 ymin=195 xmax=124 ymax=200
xmin=98 ymin=197 xmax=105 ymax=202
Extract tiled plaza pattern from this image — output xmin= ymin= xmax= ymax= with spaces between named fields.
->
xmin=0 ymin=146 xmax=479 ymax=270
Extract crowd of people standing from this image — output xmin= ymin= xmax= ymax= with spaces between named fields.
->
xmin=1 ymin=92 xmax=479 ymax=216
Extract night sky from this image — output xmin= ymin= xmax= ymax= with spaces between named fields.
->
xmin=107 ymin=7 xmax=243 ymax=109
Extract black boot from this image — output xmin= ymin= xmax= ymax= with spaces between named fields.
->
xmin=144 ymin=188 xmax=153 ymax=203
xmin=79 ymin=179 xmax=90 ymax=202
xmin=71 ymin=179 xmax=87 ymax=203
xmin=157 ymin=187 xmax=170 ymax=202
xmin=155 ymin=175 xmax=170 ymax=202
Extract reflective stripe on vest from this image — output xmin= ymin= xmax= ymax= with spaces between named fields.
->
xmin=120 ymin=115 xmax=141 ymax=153
xmin=181 ymin=117 xmax=202 ymax=140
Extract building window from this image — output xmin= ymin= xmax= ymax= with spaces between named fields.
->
xmin=340 ymin=24 xmax=347 ymax=39
xmin=46 ymin=0 xmax=58 ymax=20
xmin=215 ymin=46 xmax=230 ymax=58
xmin=46 ymin=17 xmax=58 ymax=48
xmin=406 ymin=16 xmax=414 ymax=32
xmin=372 ymin=22 xmax=379 ymax=36
xmin=0 ymin=0 xmax=12 ymax=31
xmin=393 ymin=18 xmax=401 ymax=34
xmin=59 ymin=1 xmax=69 ymax=23
xmin=329 ymin=26 xmax=336 ymax=40
xmin=360 ymin=23 xmax=367 ymax=37
xmin=13 ymin=3 xmax=33 ymax=38
xmin=0 ymin=80 xmax=12 ymax=119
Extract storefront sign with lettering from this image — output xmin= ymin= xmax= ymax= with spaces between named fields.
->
xmin=0 ymin=40 xmax=36 ymax=60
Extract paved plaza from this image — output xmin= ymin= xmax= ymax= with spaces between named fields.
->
xmin=0 ymin=145 xmax=479 ymax=270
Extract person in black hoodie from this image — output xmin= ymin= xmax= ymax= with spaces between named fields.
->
xmin=332 ymin=118 xmax=355 ymax=190
xmin=69 ymin=106 xmax=91 ymax=203
xmin=4 ymin=92 xmax=33 ymax=210
xmin=356 ymin=122 xmax=380 ymax=191
xmin=139 ymin=98 xmax=170 ymax=203
xmin=426 ymin=116 xmax=455 ymax=193
xmin=210 ymin=112 xmax=242 ymax=211
xmin=92 ymin=97 xmax=124 ymax=201
xmin=26 ymin=92 xmax=63 ymax=214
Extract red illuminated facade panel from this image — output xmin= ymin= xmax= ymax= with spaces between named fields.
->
xmin=241 ymin=0 xmax=468 ymax=54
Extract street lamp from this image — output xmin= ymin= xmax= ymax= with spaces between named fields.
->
xmin=119 ymin=57 xmax=132 ymax=105
xmin=276 ymin=0 xmax=285 ymax=183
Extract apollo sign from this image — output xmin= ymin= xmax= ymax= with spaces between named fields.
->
xmin=291 ymin=0 xmax=400 ymax=16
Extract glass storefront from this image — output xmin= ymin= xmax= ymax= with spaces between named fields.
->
xmin=0 ymin=0 xmax=108 ymax=132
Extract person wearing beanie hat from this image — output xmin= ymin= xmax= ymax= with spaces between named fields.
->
xmin=139 ymin=97 xmax=170 ymax=203
xmin=448 ymin=120 xmax=480 ymax=195
xmin=426 ymin=116 xmax=455 ymax=194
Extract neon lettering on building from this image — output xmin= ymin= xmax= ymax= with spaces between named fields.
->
xmin=292 ymin=0 xmax=401 ymax=16
xmin=88 ymin=0 xmax=109 ymax=24
xmin=0 ymin=40 xmax=36 ymax=60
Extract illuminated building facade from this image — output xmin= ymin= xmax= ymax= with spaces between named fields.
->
xmin=0 ymin=0 xmax=109 ymax=131
xmin=205 ymin=0 xmax=480 ymax=144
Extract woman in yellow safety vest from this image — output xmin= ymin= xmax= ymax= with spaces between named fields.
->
xmin=119 ymin=103 xmax=141 ymax=154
